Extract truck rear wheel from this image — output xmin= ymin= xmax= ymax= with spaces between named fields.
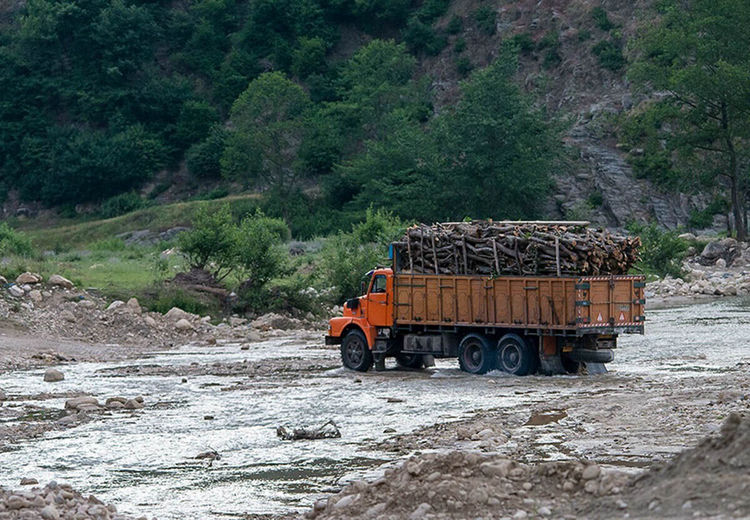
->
xmin=395 ymin=353 xmax=424 ymax=369
xmin=341 ymin=330 xmax=373 ymax=372
xmin=458 ymin=334 xmax=495 ymax=374
xmin=496 ymin=334 xmax=538 ymax=376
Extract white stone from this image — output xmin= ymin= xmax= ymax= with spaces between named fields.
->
xmin=48 ymin=274 xmax=74 ymax=289
xmin=144 ymin=316 xmax=157 ymax=327
xmin=175 ymin=318 xmax=194 ymax=331
xmin=165 ymin=307 xmax=192 ymax=321
xmin=715 ymin=258 xmax=727 ymax=269
xmin=29 ymin=289 xmax=43 ymax=302
xmin=9 ymin=285 xmax=24 ymax=297
xmin=582 ymin=464 xmax=601 ymax=480
xmin=106 ymin=300 xmax=125 ymax=311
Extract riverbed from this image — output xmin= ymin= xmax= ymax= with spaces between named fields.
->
xmin=1 ymin=297 xmax=748 ymax=519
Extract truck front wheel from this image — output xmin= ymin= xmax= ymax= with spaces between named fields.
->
xmin=341 ymin=330 xmax=373 ymax=372
xmin=458 ymin=334 xmax=495 ymax=374
xmin=497 ymin=334 xmax=538 ymax=376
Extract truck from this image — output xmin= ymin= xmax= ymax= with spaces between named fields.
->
xmin=325 ymin=243 xmax=645 ymax=375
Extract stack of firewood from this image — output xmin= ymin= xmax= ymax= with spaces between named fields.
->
xmin=393 ymin=221 xmax=641 ymax=276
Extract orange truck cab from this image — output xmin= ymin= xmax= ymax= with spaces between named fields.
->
xmin=326 ymin=251 xmax=645 ymax=376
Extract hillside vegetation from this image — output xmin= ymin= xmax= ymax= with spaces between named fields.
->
xmin=1 ymin=0 xmax=749 ymax=239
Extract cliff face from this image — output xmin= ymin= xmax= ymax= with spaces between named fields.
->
xmin=415 ymin=0 xmax=704 ymax=229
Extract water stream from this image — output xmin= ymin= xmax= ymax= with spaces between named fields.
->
xmin=0 ymin=297 xmax=748 ymax=518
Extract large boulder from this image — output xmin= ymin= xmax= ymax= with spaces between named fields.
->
xmin=165 ymin=307 xmax=193 ymax=322
xmin=48 ymin=274 xmax=74 ymax=289
xmin=16 ymin=272 xmax=42 ymax=284
xmin=699 ymin=238 xmax=739 ymax=267
xmin=250 ymin=312 xmax=300 ymax=331
xmin=43 ymin=368 xmax=64 ymax=382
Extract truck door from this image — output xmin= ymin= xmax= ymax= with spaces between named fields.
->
xmin=367 ymin=273 xmax=391 ymax=327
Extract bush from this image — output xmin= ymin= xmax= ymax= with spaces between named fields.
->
xmin=473 ymin=6 xmax=496 ymax=35
xmin=0 ymin=223 xmax=33 ymax=257
xmin=592 ymin=39 xmax=625 ymax=71
xmin=446 ymin=16 xmax=462 ymax=34
xmin=591 ymin=7 xmax=615 ymax=31
xmin=403 ymin=19 xmax=447 ymax=55
xmin=628 ymin=222 xmax=688 ymax=278
xmin=456 ymin=56 xmax=473 ymax=77
xmin=317 ymin=208 xmax=405 ymax=303
xmin=453 ymin=37 xmax=466 ymax=53
xmin=177 ymin=204 xmax=238 ymax=279
xmin=186 ymin=126 xmax=227 ymax=179
xmin=100 ymin=192 xmax=145 ymax=218
xmin=509 ymin=32 xmax=535 ymax=53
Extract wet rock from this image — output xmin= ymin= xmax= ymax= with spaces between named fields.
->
xmin=582 ymin=464 xmax=601 ymax=480
xmin=65 ymin=396 xmax=100 ymax=410
xmin=175 ymin=318 xmax=194 ymax=332
xmin=126 ymin=298 xmax=142 ymax=315
xmin=43 ymin=368 xmax=64 ymax=382
xmin=106 ymin=300 xmax=125 ymax=311
xmin=9 ymin=284 xmax=25 ymax=298
xmin=20 ymin=478 xmax=38 ymax=486
xmin=0 ymin=389 xmax=6 ymax=400
xmin=16 ymin=272 xmax=42 ymax=284
xmin=124 ymin=399 xmax=144 ymax=410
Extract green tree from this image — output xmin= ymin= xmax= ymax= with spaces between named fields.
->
xmin=629 ymin=0 xmax=750 ymax=240
xmin=177 ymin=205 xmax=238 ymax=280
xmin=433 ymin=49 xmax=560 ymax=219
xmin=317 ymin=208 xmax=405 ymax=302
xmin=235 ymin=210 xmax=288 ymax=290
xmin=221 ymin=72 xmax=311 ymax=192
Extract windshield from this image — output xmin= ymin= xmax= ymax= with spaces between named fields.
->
xmin=360 ymin=270 xmax=374 ymax=295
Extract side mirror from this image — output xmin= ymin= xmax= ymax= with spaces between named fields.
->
xmin=346 ymin=298 xmax=360 ymax=310
xmin=360 ymin=281 xmax=367 ymax=295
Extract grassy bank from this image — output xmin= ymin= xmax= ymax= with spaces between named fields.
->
xmin=15 ymin=194 xmax=261 ymax=251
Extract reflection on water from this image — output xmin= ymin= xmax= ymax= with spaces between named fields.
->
xmin=0 ymin=297 xmax=748 ymax=518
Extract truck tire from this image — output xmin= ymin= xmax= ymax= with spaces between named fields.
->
xmin=458 ymin=334 xmax=495 ymax=374
xmin=395 ymin=353 xmax=424 ymax=369
xmin=341 ymin=330 xmax=373 ymax=372
xmin=496 ymin=334 xmax=538 ymax=376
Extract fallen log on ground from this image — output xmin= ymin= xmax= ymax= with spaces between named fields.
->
xmin=394 ymin=221 xmax=640 ymax=276
xmin=277 ymin=420 xmax=341 ymax=441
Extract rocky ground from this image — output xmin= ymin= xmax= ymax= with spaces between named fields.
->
xmin=1 ymin=246 xmax=749 ymax=520
xmin=647 ymin=236 xmax=750 ymax=300
xmin=0 ymin=480 xmax=141 ymax=520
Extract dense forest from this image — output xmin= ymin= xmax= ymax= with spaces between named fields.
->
xmin=0 ymin=0 xmax=749 ymax=238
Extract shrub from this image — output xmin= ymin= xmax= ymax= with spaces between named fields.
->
xmin=473 ymin=6 xmax=496 ymax=35
xmin=456 ymin=56 xmax=473 ymax=77
xmin=0 ymin=223 xmax=33 ymax=257
xmin=454 ymin=37 xmax=466 ymax=53
xmin=446 ymin=16 xmax=462 ymax=34
xmin=509 ymin=33 xmax=535 ymax=53
xmin=100 ymin=192 xmax=145 ymax=218
xmin=145 ymin=286 xmax=211 ymax=316
xmin=317 ymin=208 xmax=405 ymax=303
xmin=592 ymin=39 xmax=625 ymax=71
xmin=186 ymin=126 xmax=227 ymax=179
xmin=628 ymin=222 xmax=688 ymax=278
xmin=591 ymin=7 xmax=615 ymax=31
xmin=177 ymin=204 xmax=238 ymax=279
xmin=403 ymin=19 xmax=447 ymax=55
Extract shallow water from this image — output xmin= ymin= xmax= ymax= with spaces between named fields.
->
xmin=0 ymin=297 xmax=748 ymax=518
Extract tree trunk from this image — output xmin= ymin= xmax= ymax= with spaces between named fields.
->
xmin=722 ymin=103 xmax=746 ymax=241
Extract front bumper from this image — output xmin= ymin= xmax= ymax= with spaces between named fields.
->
xmin=325 ymin=335 xmax=341 ymax=345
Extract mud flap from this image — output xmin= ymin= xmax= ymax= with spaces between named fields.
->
xmin=539 ymin=354 xmax=566 ymax=375
xmin=374 ymin=354 xmax=386 ymax=371
xmin=581 ymin=362 xmax=608 ymax=375
xmin=422 ymin=355 xmax=435 ymax=368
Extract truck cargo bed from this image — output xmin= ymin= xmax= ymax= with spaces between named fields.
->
xmin=393 ymin=273 xmax=645 ymax=335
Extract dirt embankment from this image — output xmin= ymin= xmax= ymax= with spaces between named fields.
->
xmin=308 ymin=413 xmax=750 ymax=520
